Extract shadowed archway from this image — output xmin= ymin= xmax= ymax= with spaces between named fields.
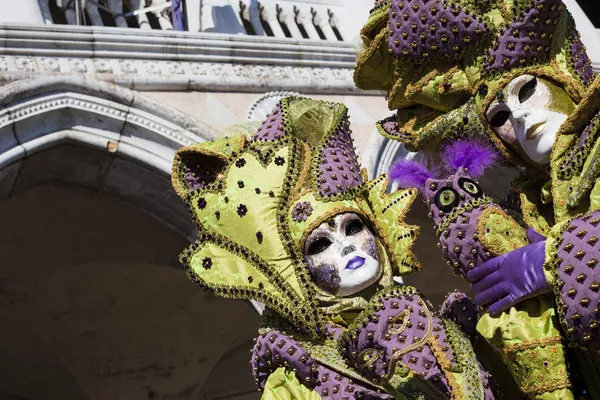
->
xmin=0 ymin=77 xmax=261 ymax=400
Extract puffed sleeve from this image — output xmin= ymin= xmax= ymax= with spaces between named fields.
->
xmin=439 ymin=291 xmax=479 ymax=337
xmin=548 ymin=209 xmax=600 ymax=348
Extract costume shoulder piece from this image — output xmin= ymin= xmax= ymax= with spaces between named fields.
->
xmin=356 ymin=0 xmax=596 ymax=165
xmin=171 ymin=96 xmax=420 ymax=339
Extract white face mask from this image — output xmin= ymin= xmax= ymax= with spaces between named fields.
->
xmin=303 ymin=213 xmax=381 ymax=297
xmin=486 ymin=75 xmax=573 ymax=165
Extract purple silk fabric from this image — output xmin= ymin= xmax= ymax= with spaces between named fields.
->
xmin=556 ymin=210 xmax=600 ymax=348
xmin=388 ymin=0 xmax=487 ymax=62
xmin=251 ymin=328 xmax=393 ymax=399
xmin=486 ymin=0 xmax=561 ymax=71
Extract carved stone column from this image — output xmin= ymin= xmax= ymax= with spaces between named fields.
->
xmin=153 ymin=1 xmax=173 ymax=30
xmin=85 ymin=0 xmax=104 ymax=26
xmin=311 ymin=7 xmax=336 ymax=41
xmin=127 ymin=0 xmax=151 ymax=29
xmin=294 ymin=6 xmax=319 ymax=40
xmin=276 ymin=4 xmax=302 ymax=39
xmin=185 ymin=0 xmax=201 ymax=31
xmin=328 ymin=11 xmax=349 ymax=41
xmin=259 ymin=2 xmax=285 ymax=38
xmin=37 ymin=0 xmax=54 ymax=23
xmin=107 ymin=0 xmax=128 ymax=27
xmin=243 ymin=0 xmax=265 ymax=36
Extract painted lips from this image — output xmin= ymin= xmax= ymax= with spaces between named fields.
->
xmin=345 ymin=256 xmax=366 ymax=270
xmin=526 ymin=121 xmax=546 ymax=140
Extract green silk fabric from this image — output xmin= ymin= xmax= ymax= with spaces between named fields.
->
xmin=262 ymin=367 xmax=322 ymax=400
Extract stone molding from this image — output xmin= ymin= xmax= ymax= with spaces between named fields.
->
xmin=0 ymin=24 xmax=370 ymax=94
xmin=246 ymin=91 xmax=301 ymax=121
xmin=0 ymin=76 xmax=214 ymax=204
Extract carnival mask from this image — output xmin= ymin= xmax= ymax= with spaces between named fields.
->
xmin=486 ymin=75 xmax=576 ymax=165
xmin=304 ymin=213 xmax=381 ymax=297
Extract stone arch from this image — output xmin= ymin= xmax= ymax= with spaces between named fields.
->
xmin=0 ymin=76 xmax=217 ymax=237
xmin=0 ymin=76 xmax=264 ymax=399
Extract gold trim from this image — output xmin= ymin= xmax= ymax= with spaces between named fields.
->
xmin=428 ymin=337 xmax=463 ymax=400
xmin=503 ymin=336 xmax=562 ymax=355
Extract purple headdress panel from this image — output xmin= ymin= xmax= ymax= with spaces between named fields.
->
xmin=315 ymin=113 xmax=364 ymax=198
xmin=254 ymin=102 xmax=286 ymax=142
xmin=486 ymin=0 xmax=562 ymax=71
xmin=388 ymin=0 xmax=488 ymax=62
xmin=440 ymin=139 xmax=499 ymax=178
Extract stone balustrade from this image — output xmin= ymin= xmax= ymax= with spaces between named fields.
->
xmin=31 ymin=0 xmax=354 ymax=42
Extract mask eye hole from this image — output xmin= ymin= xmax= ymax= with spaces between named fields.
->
xmin=458 ymin=178 xmax=482 ymax=197
xmin=434 ymin=187 xmax=460 ymax=212
xmin=518 ymin=76 xmax=537 ymax=103
xmin=489 ymin=109 xmax=511 ymax=127
xmin=307 ymin=237 xmax=332 ymax=255
xmin=345 ymin=219 xmax=364 ymax=236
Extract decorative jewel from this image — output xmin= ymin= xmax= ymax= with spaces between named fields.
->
xmin=327 ymin=219 xmax=337 ymax=230
xmin=478 ymin=83 xmax=488 ymax=96
xmin=255 ymin=188 xmax=261 ymax=194
xmin=215 ymin=211 xmax=220 ymax=220
xmin=235 ymin=158 xmax=246 ymax=168
xmin=238 ymin=180 xmax=245 ymax=188
xmin=256 ymin=231 xmax=263 ymax=244
xmin=292 ymin=201 xmax=313 ymax=222
xmin=274 ymin=156 xmax=285 ymax=166
xmin=197 ymin=197 xmax=207 ymax=209
xmin=202 ymin=257 xmax=212 ymax=269
xmin=237 ymin=204 xmax=248 ymax=217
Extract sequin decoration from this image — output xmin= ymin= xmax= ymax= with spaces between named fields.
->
xmin=388 ymin=0 xmax=488 ymax=62
xmin=317 ymin=114 xmax=364 ymax=197
xmin=291 ymin=201 xmax=313 ymax=222
xmin=255 ymin=103 xmax=286 ymax=141
xmin=486 ymin=0 xmax=561 ymax=71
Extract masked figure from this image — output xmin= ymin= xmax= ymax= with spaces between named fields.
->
xmin=171 ymin=97 xmax=500 ymax=399
xmin=355 ymin=0 xmax=600 ymax=398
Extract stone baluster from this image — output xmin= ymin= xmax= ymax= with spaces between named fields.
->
xmin=85 ymin=0 xmax=104 ymax=26
xmin=127 ymin=0 xmax=151 ymax=29
xmin=294 ymin=6 xmax=320 ymax=40
xmin=37 ymin=0 xmax=54 ymax=23
xmin=311 ymin=7 xmax=336 ymax=41
xmin=276 ymin=4 xmax=302 ymax=39
xmin=185 ymin=0 xmax=201 ymax=31
xmin=153 ymin=1 xmax=173 ymax=30
xmin=55 ymin=0 xmax=77 ymax=24
xmin=107 ymin=0 xmax=128 ymax=27
xmin=328 ymin=9 xmax=349 ymax=42
xmin=258 ymin=2 xmax=285 ymax=38
xmin=241 ymin=0 xmax=265 ymax=36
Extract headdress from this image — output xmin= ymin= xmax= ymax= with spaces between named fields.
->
xmin=171 ymin=97 xmax=420 ymax=339
xmin=355 ymin=0 xmax=596 ymax=164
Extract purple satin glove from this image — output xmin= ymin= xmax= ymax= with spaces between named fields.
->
xmin=467 ymin=229 xmax=550 ymax=315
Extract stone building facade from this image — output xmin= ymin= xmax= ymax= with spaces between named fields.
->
xmin=0 ymin=0 xmax=598 ymax=399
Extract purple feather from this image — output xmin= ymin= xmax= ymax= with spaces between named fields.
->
xmin=440 ymin=139 xmax=498 ymax=178
xmin=389 ymin=159 xmax=434 ymax=192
